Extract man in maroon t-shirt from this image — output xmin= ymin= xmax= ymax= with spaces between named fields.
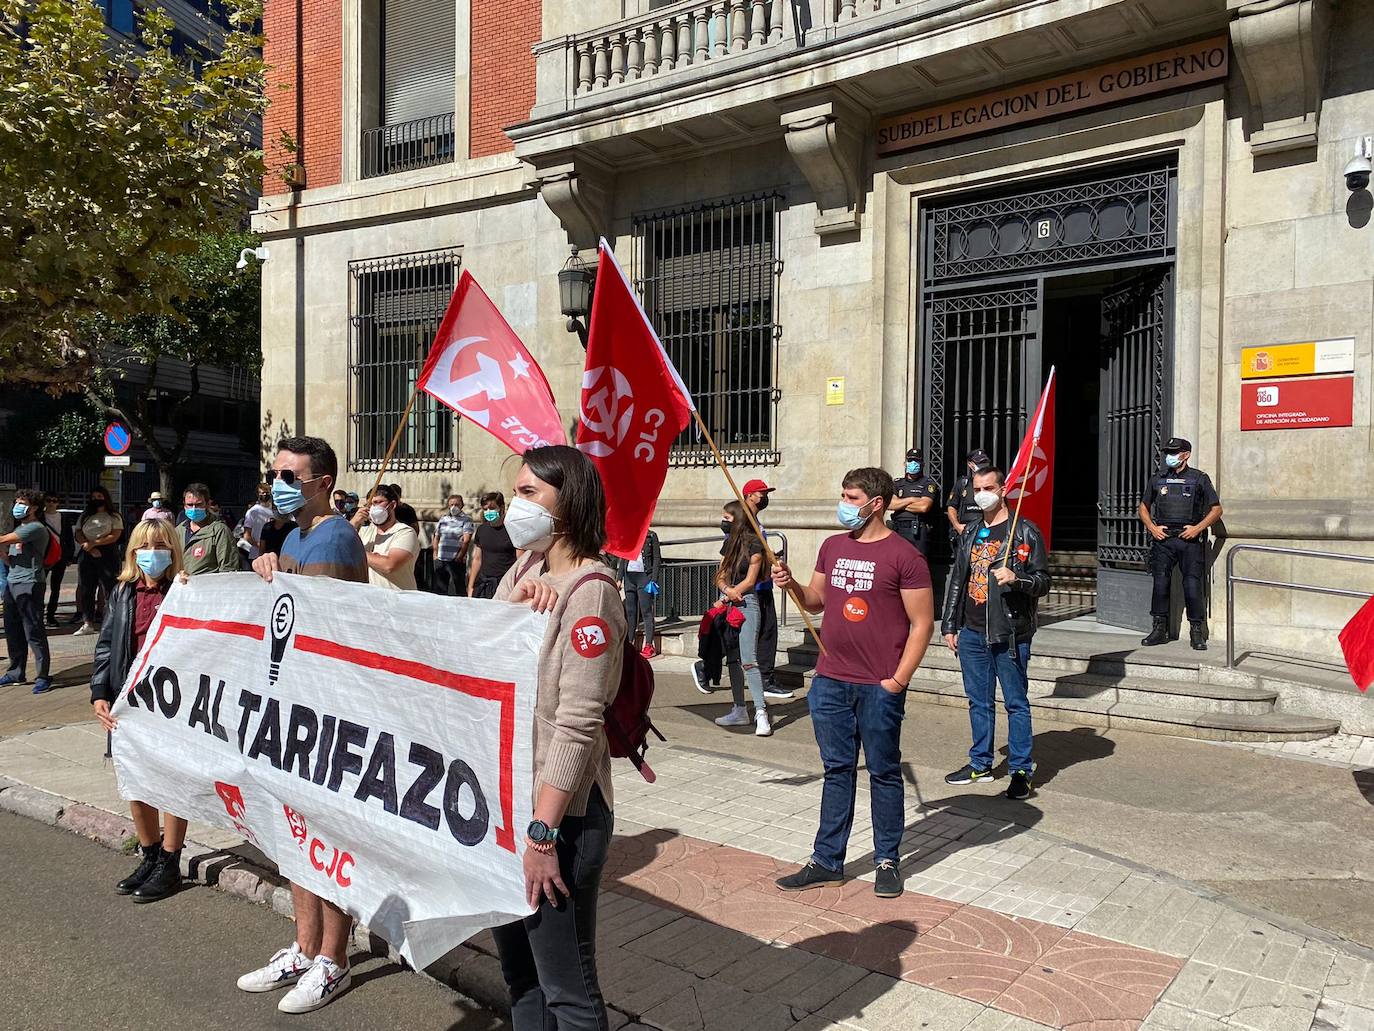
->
xmin=770 ymin=467 xmax=934 ymax=899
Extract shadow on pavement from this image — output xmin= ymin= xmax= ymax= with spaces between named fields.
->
xmin=1353 ymin=768 xmax=1374 ymax=805
xmin=997 ymin=726 xmax=1115 ymax=786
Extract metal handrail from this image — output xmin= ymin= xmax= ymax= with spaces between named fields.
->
xmin=656 ymin=530 xmax=790 ymax=626
xmin=1225 ymin=544 xmax=1374 ymax=668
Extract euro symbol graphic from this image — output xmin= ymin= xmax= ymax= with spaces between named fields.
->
xmin=445 ymin=336 xmax=507 ymax=427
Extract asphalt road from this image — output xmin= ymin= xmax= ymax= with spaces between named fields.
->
xmin=0 ymin=813 xmax=506 ymax=1031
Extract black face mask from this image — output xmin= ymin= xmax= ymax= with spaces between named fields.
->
xmin=719 ymin=520 xmax=732 ymax=535
xmin=755 ymin=495 xmax=770 ymax=512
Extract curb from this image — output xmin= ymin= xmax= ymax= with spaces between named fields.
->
xmin=0 ymin=778 xmax=646 ymax=1027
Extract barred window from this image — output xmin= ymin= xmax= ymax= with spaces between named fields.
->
xmin=633 ymin=193 xmax=783 ymax=467
xmin=348 ymin=248 xmax=461 ymax=471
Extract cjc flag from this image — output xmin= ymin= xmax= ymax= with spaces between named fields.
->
xmin=1340 ymin=594 xmax=1374 ymax=692
xmin=1005 ymin=367 xmax=1057 ymax=551
xmin=578 ymin=239 xmax=694 ymax=560
xmin=418 ymin=270 xmax=566 ymax=453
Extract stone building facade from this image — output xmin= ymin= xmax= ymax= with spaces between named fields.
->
xmin=252 ymin=0 xmax=1373 ymax=659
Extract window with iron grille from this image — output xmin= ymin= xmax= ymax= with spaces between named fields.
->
xmin=633 ymin=194 xmax=783 ymax=467
xmin=348 ymin=248 xmax=461 ymax=472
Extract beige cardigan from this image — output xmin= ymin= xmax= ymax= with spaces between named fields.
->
xmin=494 ymin=556 xmax=626 ymax=817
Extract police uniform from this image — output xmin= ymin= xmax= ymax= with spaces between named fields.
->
xmin=946 ymin=449 xmax=992 ymax=538
xmin=1142 ymin=438 xmax=1220 ymax=634
xmin=892 ymin=451 xmax=940 ymax=556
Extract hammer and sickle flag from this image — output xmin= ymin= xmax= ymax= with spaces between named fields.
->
xmin=418 ymin=270 xmax=566 ymax=453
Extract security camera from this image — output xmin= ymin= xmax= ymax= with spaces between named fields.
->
xmin=235 ymin=245 xmax=270 ymax=271
xmin=1345 ymin=137 xmax=1373 ymax=193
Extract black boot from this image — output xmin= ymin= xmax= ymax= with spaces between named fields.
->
xmin=1141 ymin=618 xmax=1170 ymax=647
xmin=131 ymin=848 xmax=182 ymax=903
xmin=1190 ymin=622 xmax=1208 ymax=651
xmin=116 ymin=842 xmax=161 ymax=895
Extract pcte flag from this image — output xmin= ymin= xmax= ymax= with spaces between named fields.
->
xmin=578 ymin=239 xmax=694 ymax=560
xmin=110 ymin=572 xmax=540 ymax=968
xmin=418 ymin=269 xmax=566 ymax=452
xmin=1005 ymin=367 xmax=1057 ymax=551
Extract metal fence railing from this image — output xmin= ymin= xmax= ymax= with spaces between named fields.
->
xmin=657 ymin=532 xmax=790 ymax=628
xmin=1225 ymin=544 xmax=1374 ymax=668
xmin=361 ymin=112 xmax=456 ymax=179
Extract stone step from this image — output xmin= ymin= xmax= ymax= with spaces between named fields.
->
xmin=770 ymin=665 xmax=1338 ymax=742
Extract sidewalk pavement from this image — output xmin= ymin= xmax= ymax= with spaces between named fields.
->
xmin=4 ymin=716 xmax=1374 ymax=1031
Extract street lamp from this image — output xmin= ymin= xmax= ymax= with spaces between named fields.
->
xmin=558 ymin=246 xmax=596 ymax=348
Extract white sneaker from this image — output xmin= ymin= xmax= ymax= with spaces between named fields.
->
xmin=714 ymin=705 xmax=751 ymax=727
xmin=73 ymin=623 xmax=98 ymax=637
xmin=755 ymin=710 xmax=773 ymax=737
xmin=237 ymin=942 xmax=313 ymax=993
xmin=278 ymin=955 xmax=351 ymax=1014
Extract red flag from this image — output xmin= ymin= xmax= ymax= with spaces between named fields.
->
xmin=1005 ymin=367 xmax=1056 ymax=550
xmin=417 ymin=270 xmax=566 ymax=453
xmin=1340 ymin=595 xmax=1374 ymax=692
xmin=578 ymin=239 xmax=694 ymax=560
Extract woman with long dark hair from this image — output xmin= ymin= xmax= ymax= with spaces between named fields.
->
xmin=73 ymin=486 xmax=124 ymax=634
xmin=493 ymin=444 xmax=625 ymax=1031
xmin=712 ymin=500 xmax=772 ymax=736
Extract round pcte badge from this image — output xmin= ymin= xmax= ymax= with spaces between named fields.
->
xmin=570 ymin=616 xmax=611 ymax=658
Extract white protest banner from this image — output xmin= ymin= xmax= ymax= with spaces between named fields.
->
xmin=109 ymin=571 xmax=541 ymax=968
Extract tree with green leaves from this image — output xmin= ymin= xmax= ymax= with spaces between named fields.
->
xmin=86 ymin=230 xmax=263 ymax=495
xmin=0 ymin=0 xmax=268 ymax=392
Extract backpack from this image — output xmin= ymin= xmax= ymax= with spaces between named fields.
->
xmin=513 ymin=556 xmax=666 ymax=783
xmin=42 ymin=528 xmax=62 ymax=569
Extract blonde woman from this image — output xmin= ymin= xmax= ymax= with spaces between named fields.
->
xmin=90 ymin=519 xmax=189 ymax=903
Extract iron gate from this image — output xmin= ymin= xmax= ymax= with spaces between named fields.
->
xmin=923 ymin=283 xmax=1040 ymax=498
xmin=1098 ymin=268 xmax=1172 ymax=567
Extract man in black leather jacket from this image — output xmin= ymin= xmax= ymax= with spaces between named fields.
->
xmin=939 ymin=466 xmax=1051 ymax=800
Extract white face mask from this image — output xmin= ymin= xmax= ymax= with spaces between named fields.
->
xmin=974 ymin=490 xmax=1002 ymax=513
xmin=368 ymin=504 xmax=390 ymax=526
xmin=504 ymin=496 xmax=557 ymax=552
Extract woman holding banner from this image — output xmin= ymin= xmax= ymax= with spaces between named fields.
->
xmin=90 ymin=519 xmax=190 ymax=903
xmin=492 ymin=445 xmax=625 ymax=1031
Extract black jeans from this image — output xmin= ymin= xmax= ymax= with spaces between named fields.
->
xmin=432 ymin=557 xmax=468 ymax=597
xmin=76 ymin=551 xmax=117 ymax=623
xmin=3 ymin=587 xmax=50 ymax=680
xmin=622 ymin=571 xmax=655 ymax=648
xmin=755 ymin=588 xmax=777 ymax=687
xmin=493 ymin=788 xmax=613 ymax=1031
xmin=1150 ymin=535 xmax=1206 ymax=623
xmin=45 ymin=559 xmax=68 ymax=620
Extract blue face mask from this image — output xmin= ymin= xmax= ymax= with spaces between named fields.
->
xmin=11 ymin=503 xmax=28 ymax=519
xmin=1164 ymin=454 xmax=1183 ymax=470
xmin=836 ymin=498 xmax=875 ymax=530
xmin=185 ymin=506 xmax=207 ymax=523
xmin=906 ymin=461 xmax=920 ymax=475
xmin=272 ymin=478 xmax=306 ymax=515
xmin=135 ymin=549 xmax=173 ymax=579
xmin=482 ymin=509 xmax=500 ymax=523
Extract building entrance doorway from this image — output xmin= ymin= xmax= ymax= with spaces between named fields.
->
xmin=919 ymin=162 xmax=1176 ymax=628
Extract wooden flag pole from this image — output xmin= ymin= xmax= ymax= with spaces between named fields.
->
xmin=369 ymin=385 xmax=421 ymax=499
xmin=690 ymin=409 xmax=828 ymax=657
xmin=1000 ymin=453 xmax=1033 ymax=569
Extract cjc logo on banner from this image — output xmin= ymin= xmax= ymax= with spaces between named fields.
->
xmin=109 ymin=572 xmax=542 ymax=969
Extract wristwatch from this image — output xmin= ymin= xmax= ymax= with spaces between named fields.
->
xmin=526 ymin=820 xmax=560 ymax=847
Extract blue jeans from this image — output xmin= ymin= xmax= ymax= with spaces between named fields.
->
xmin=807 ymin=675 xmax=906 ymax=871
xmin=726 ymin=594 xmax=766 ymax=711
xmin=957 ymin=628 xmax=1033 ymax=773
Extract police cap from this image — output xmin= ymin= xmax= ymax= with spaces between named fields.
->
xmin=1163 ymin=437 xmax=1192 ymax=454
xmin=966 ymin=448 xmax=991 ymax=469
xmin=906 ymin=447 xmax=923 ymax=461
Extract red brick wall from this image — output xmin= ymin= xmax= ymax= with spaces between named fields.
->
xmin=262 ymin=0 xmax=342 ymax=194
xmin=470 ymin=0 xmax=541 ymax=158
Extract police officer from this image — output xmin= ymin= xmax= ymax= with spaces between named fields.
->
xmin=946 ymin=448 xmax=992 ymax=539
xmin=1139 ymin=437 xmax=1222 ymax=650
xmin=889 ymin=447 xmax=940 ymax=556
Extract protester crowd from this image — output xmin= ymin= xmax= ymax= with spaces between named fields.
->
xmin=0 ymin=424 xmax=1242 ymax=1028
